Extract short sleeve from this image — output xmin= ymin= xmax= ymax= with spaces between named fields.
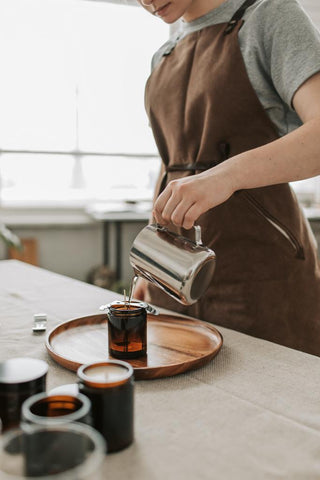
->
xmin=263 ymin=0 xmax=320 ymax=108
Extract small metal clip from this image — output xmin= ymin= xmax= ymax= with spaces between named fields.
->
xmin=224 ymin=19 xmax=238 ymax=35
xmin=145 ymin=304 xmax=159 ymax=316
xmin=32 ymin=313 xmax=47 ymax=333
xmin=99 ymin=303 xmax=159 ymax=315
xmin=163 ymin=46 xmax=175 ymax=57
xmin=99 ymin=304 xmax=110 ymax=314
xmin=162 ymin=38 xmax=178 ymax=57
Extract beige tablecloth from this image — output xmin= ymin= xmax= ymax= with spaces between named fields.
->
xmin=1 ymin=260 xmax=320 ymax=480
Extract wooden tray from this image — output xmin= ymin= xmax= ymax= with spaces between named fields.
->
xmin=46 ymin=314 xmax=223 ymax=380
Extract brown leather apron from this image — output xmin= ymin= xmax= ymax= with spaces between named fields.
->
xmin=144 ymin=0 xmax=320 ymax=356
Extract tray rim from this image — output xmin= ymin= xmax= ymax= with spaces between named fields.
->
xmin=46 ymin=313 xmax=223 ymax=380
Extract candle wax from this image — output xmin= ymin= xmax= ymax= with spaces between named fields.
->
xmin=84 ymin=365 xmax=129 ymax=383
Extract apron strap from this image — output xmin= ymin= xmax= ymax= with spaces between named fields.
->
xmin=224 ymin=0 xmax=258 ymax=35
xmin=166 ymin=162 xmax=216 ymax=172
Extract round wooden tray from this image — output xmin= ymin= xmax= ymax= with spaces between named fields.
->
xmin=46 ymin=313 xmax=223 ymax=380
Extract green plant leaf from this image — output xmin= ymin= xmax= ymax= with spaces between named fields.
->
xmin=0 ymin=224 xmax=22 ymax=250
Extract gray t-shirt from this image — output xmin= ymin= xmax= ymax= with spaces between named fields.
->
xmin=151 ymin=0 xmax=320 ymax=137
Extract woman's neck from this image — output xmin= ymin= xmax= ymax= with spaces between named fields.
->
xmin=183 ymin=0 xmax=227 ymax=22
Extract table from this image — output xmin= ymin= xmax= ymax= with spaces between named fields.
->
xmin=1 ymin=260 xmax=320 ymax=480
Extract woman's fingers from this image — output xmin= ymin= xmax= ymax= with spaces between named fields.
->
xmin=161 ymin=194 xmax=181 ymax=224
xmin=153 ymin=183 xmax=175 ymax=224
xmin=181 ymin=203 xmax=204 ymax=229
xmin=169 ymin=199 xmax=196 ymax=227
xmin=152 ymin=167 xmax=234 ymax=228
xmin=153 ymin=178 xmax=201 ymax=226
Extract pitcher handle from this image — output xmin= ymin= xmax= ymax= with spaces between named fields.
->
xmin=155 ymin=223 xmax=203 ymax=246
xmin=194 ymin=225 xmax=202 ymax=246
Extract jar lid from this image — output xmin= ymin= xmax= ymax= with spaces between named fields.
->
xmin=78 ymin=360 xmax=133 ymax=388
xmin=108 ymin=300 xmax=147 ymax=314
xmin=0 ymin=358 xmax=48 ymax=391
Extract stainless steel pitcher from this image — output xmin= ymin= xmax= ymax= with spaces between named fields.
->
xmin=129 ymin=224 xmax=216 ymax=305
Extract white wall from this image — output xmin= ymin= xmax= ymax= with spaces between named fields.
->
xmin=0 ymin=220 xmax=148 ymax=284
xmin=300 ymin=0 xmax=320 ymax=26
xmin=0 ymin=223 xmax=103 ymax=282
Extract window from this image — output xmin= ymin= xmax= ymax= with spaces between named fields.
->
xmin=0 ymin=0 xmax=319 ymax=211
xmin=290 ymin=0 xmax=320 ymax=208
xmin=0 ymin=0 xmax=168 ymax=206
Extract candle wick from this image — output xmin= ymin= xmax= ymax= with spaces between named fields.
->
xmin=124 ymin=289 xmax=128 ymax=308
xmin=123 ymin=288 xmax=129 ymax=353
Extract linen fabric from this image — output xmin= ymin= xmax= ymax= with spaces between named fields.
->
xmin=2 ymin=260 xmax=320 ymax=479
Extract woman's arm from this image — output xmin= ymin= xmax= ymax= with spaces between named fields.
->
xmin=153 ymin=72 xmax=320 ymax=230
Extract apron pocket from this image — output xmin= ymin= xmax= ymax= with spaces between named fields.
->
xmin=240 ymin=191 xmax=304 ymax=259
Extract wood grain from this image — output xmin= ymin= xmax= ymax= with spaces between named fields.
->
xmin=46 ymin=313 xmax=223 ymax=380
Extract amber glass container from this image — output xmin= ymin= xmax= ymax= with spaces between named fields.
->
xmin=78 ymin=360 xmax=134 ymax=453
xmin=21 ymin=392 xmax=92 ymax=426
xmin=107 ymin=301 xmax=147 ymax=359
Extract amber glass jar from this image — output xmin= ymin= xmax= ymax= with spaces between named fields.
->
xmin=107 ymin=300 xmax=147 ymax=359
xmin=21 ymin=392 xmax=92 ymax=426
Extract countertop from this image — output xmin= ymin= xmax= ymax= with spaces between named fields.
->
xmin=1 ymin=260 xmax=320 ymax=480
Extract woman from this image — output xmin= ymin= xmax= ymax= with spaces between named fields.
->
xmin=134 ymin=0 xmax=320 ymax=356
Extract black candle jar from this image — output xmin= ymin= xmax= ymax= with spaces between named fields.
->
xmin=0 ymin=357 xmax=48 ymax=432
xmin=77 ymin=360 xmax=134 ymax=453
xmin=107 ymin=300 xmax=147 ymax=359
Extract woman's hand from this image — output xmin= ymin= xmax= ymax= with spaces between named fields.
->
xmin=133 ymin=277 xmax=149 ymax=301
xmin=153 ymin=166 xmax=235 ymax=229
